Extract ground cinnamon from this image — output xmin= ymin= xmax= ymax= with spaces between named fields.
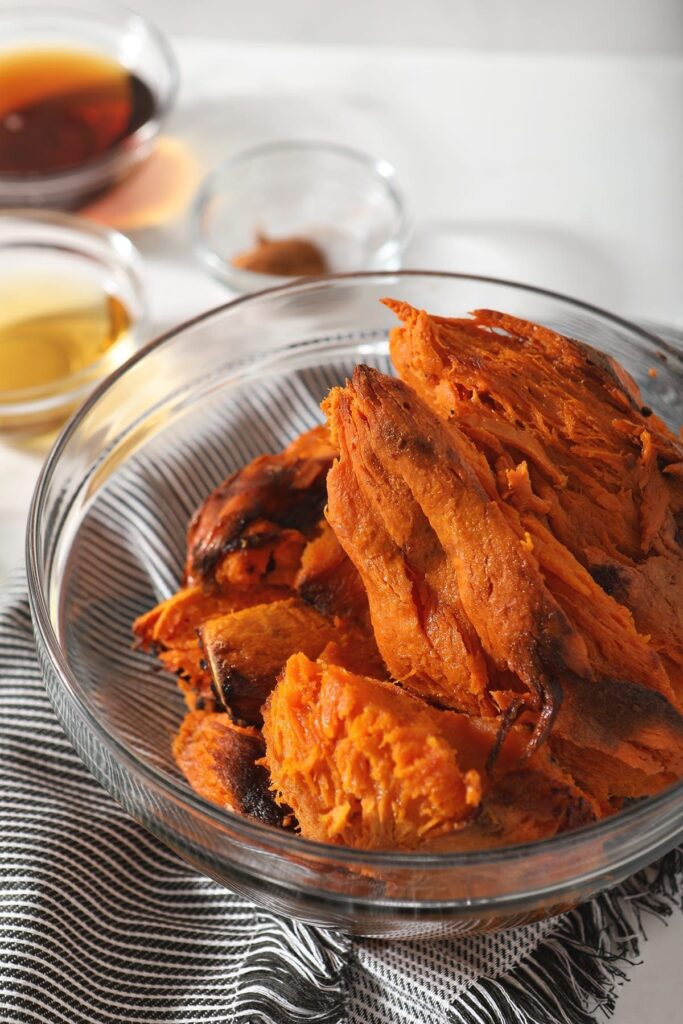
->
xmin=232 ymin=231 xmax=329 ymax=277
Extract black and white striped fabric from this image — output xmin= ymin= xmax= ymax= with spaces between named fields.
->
xmin=2 ymin=330 xmax=682 ymax=1024
xmin=2 ymin=570 xmax=682 ymax=1024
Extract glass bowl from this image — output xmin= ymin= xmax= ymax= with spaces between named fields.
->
xmin=0 ymin=209 xmax=146 ymax=437
xmin=192 ymin=141 xmax=409 ymax=293
xmin=27 ymin=272 xmax=683 ymax=938
xmin=0 ymin=0 xmax=179 ymax=209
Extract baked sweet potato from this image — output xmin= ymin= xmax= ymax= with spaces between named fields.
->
xmin=200 ymin=597 xmax=385 ymax=725
xmin=186 ymin=425 xmax=336 ymax=585
xmin=387 ymin=300 xmax=683 ymax=703
xmin=263 ymin=653 xmax=482 ymax=849
xmin=174 ymin=711 xmax=286 ymax=826
xmin=135 ymin=297 xmax=683 ymax=855
xmin=324 ymin=365 xmax=589 ymax=742
xmin=263 ymin=654 xmax=598 ymax=850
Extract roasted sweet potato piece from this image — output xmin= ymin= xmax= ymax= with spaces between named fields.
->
xmin=214 ymin=519 xmax=307 ymax=590
xmin=133 ymin=582 xmax=290 ymax=709
xmin=325 ymin=366 xmax=591 ymax=741
xmin=295 ymin=520 xmax=372 ymax=628
xmin=186 ymin=425 xmax=336 ymax=585
xmin=387 ymin=300 xmax=683 ymax=558
xmin=133 ymin=582 xmax=288 ymax=650
xmin=387 ymin=300 xmax=683 ymax=702
xmin=549 ymin=674 xmax=683 ymax=807
xmin=174 ymin=711 xmax=287 ymax=826
xmin=201 ymin=597 xmax=385 ymax=726
xmin=263 ymin=654 xmax=482 ymax=849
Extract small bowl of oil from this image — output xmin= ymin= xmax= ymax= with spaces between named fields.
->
xmin=0 ymin=0 xmax=179 ymax=209
xmin=0 ymin=209 xmax=146 ymax=438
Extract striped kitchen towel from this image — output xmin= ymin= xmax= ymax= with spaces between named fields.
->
xmin=1 ymin=576 xmax=682 ymax=1024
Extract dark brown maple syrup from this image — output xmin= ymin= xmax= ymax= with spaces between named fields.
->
xmin=0 ymin=47 xmax=156 ymax=176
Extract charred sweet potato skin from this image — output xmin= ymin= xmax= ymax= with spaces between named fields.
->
xmin=263 ymin=654 xmax=482 ymax=850
xmin=186 ymin=426 xmax=336 ymax=585
xmin=174 ymin=712 xmax=286 ymax=826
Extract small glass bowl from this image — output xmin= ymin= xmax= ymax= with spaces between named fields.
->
xmin=0 ymin=0 xmax=179 ymax=209
xmin=0 ymin=209 xmax=146 ymax=436
xmin=27 ymin=272 xmax=683 ymax=938
xmin=192 ymin=140 xmax=410 ymax=293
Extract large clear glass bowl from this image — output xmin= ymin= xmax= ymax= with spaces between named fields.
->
xmin=27 ymin=272 xmax=683 ymax=939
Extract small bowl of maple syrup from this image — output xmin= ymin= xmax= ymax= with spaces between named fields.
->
xmin=0 ymin=209 xmax=146 ymax=438
xmin=0 ymin=0 xmax=179 ymax=209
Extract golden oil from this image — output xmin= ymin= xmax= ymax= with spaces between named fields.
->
xmin=0 ymin=263 xmax=137 ymax=447
xmin=0 ymin=273 xmax=131 ymax=397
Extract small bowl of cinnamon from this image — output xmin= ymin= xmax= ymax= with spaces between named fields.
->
xmin=192 ymin=140 xmax=409 ymax=293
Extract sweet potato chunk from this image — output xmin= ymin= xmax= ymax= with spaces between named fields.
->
xmin=295 ymin=520 xmax=372 ymax=628
xmin=201 ymin=597 xmax=385 ymax=725
xmin=263 ymin=654 xmax=482 ymax=849
xmin=133 ymin=582 xmax=288 ymax=650
xmin=174 ymin=712 xmax=286 ymax=826
xmin=387 ymin=301 xmax=683 ymax=558
xmin=186 ymin=426 xmax=335 ymax=585
xmin=133 ymin=582 xmax=289 ymax=708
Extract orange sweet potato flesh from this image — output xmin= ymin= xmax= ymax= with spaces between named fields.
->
xmin=263 ymin=654 xmax=598 ymax=850
xmin=174 ymin=711 xmax=287 ymax=826
xmin=200 ymin=597 xmax=386 ymax=726
xmin=323 ymin=363 xmax=683 ymax=811
xmin=186 ymin=426 xmax=336 ymax=585
xmin=295 ymin=519 xmax=372 ymax=628
xmin=324 ymin=366 xmax=590 ymax=742
xmin=387 ymin=300 xmax=683 ymax=703
xmin=263 ymin=653 xmax=483 ymax=849
xmin=133 ymin=582 xmax=290 ymax=709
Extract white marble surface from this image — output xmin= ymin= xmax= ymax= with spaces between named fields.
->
xmin=0 ymin=37 xmax=681 ymax=1020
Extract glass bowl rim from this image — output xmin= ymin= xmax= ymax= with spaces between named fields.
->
xmin=0 ymin=207 xmax=147 ymax=412
xmin=191 ymin=138 xmax=411 ymax=286
xmin=0 ymin=0 xmax=180 ymax=186
xmin=26 ymin=269 xmax=683 ymax=873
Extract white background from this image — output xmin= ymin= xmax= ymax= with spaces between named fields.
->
xmin=1 ymin=2 xmax=682 ymax=1019
xmin=135 ymin=0 xmax=683 ymax=53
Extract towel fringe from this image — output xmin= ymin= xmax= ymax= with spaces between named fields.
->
xmin=453 ymin=846 xmax=682 ymax=1024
